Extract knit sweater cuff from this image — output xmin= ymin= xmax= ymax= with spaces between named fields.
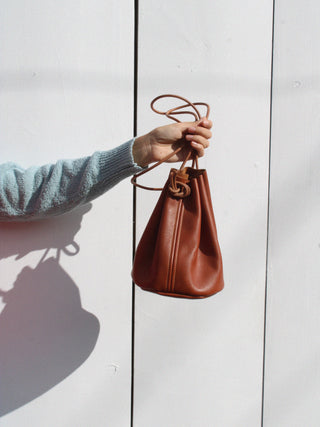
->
xmin=95 ymin=138 xmax=144 ymax=188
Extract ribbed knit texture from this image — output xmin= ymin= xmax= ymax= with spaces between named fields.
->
xmin=0 ymin=139 xmax=143 ymax=222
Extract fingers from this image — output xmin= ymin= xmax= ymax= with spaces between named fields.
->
xmin=185 ymin=134 xmax=209 ymax=157
xmin=190 ymin=141 xmax=205 ymax=157
xmin=186 ymin=125 xmax=212 ymax=140
xmin=184 ymin=118 xmax=212 ymax=157
xmin=185 ymin=132 xmax=211 ymax=146
xmin=183 ymin=117 xmax=212 ymax=157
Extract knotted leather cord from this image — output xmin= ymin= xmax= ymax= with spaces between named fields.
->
xmin=131 ymin=94 xmax=210 ymax=196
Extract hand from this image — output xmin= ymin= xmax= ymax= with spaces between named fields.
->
xmin=133 ymin=118 xmax=212 ymax=167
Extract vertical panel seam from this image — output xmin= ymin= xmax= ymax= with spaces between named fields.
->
xmin=131 ymin=0 xmax=139 ymax=426
xmin=261 ymin=0 xmax=276 ymax=426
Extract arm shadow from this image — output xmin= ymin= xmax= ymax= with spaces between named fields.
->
xmin=0 ymin=204 xmax=100 ymax=417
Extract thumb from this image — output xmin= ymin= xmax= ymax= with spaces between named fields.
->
xmin=179 ymin=117 xmax=212 ymax=133
xmin=196 ymin=117 xmax=212 ymax=129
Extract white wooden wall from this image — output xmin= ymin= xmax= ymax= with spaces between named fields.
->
xmin=263 ymin=1 xmax=320 ymax=426
xmin=0 ymin=1 xmax=319 ymax=426
xmin=0 ymin=2 xmax=134 ymax=426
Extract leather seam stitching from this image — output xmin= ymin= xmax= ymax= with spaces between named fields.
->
xmin=166 ymin=200 xmax=181 ymax=293
xmin=170 ymin=200 xmax=183 ymax=294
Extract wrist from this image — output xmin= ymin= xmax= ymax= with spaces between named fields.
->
xmin=132 ymin=134 xmax=152 ymax=167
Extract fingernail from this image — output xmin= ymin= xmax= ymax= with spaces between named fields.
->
xmin=188 ymin=127 xmax=196 ymax=132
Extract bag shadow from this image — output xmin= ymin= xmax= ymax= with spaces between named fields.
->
xmin=0 ymin=204 xmax=100 ymax=417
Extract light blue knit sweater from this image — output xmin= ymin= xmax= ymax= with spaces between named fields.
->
xmin=0 ymin=139 xmax=143 ymax=222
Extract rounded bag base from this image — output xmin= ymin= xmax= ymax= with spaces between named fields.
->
xmin=135 ymin=284 xmax=224 ymax=299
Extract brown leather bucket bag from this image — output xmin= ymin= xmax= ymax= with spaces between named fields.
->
xmin=131 ymin=95 xmax=224 ymax=299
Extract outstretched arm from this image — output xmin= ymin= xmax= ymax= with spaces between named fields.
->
xmin=0 ymin=140 xmax=139 ymax=222
xmin=0 ymin=119 xmax=212 ymax=222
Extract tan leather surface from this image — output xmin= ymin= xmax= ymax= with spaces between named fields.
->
xmin=132 ymin=167 xmax=224 ymax=298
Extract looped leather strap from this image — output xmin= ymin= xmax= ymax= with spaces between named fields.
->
xmin=131 ymin=94 xmax=210 ymax=195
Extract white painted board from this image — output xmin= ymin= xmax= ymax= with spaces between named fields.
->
xmin=263 ymin=1 xmax=320 ymax=426
xmin=0 ymin=2 xmax=134 ymax=426
xmin=134 ymin=1 xmax=273 ymax=426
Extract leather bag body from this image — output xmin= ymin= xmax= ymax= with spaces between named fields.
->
xmin=131 ymin=95 xmax=224 ymax=299
xmin=132 ymin=166 xmax=224 ymax=298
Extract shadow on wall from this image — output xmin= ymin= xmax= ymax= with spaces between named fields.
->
xmin=0 ymin=204 xmax=100 ymax=417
